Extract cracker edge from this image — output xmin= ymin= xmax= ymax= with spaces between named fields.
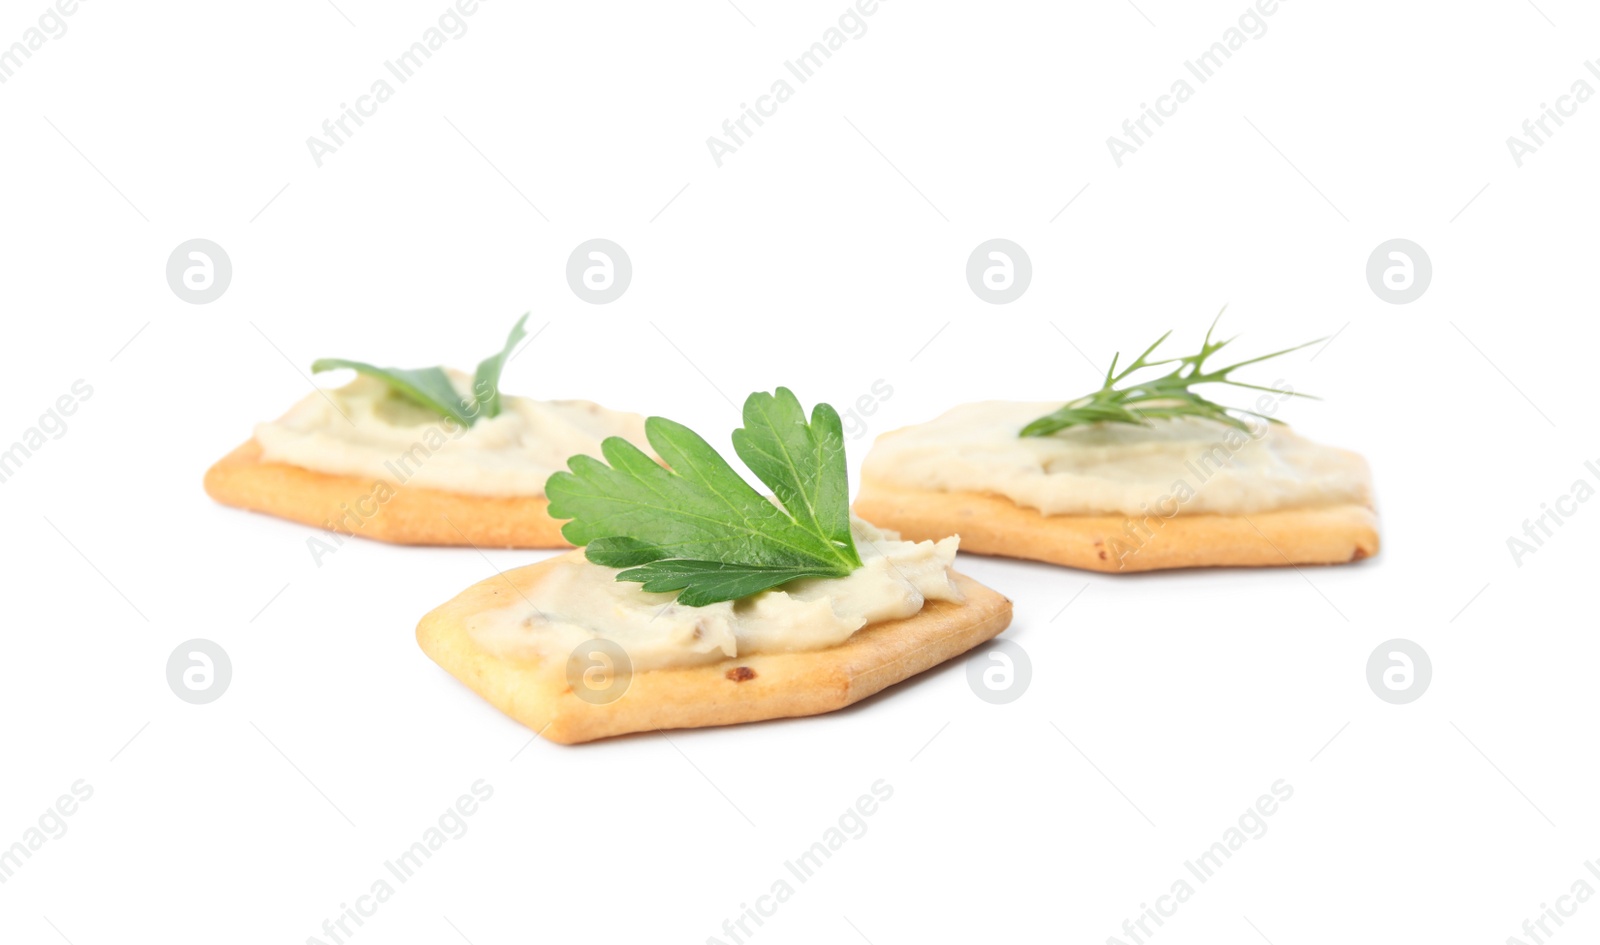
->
xmin=853 ymin=477 xmax=1379 ymax=573
xmin=203 ymin=439 xmax=568 ymax=548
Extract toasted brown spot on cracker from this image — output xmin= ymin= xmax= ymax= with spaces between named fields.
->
xmin=726 ymin=666 xmax=756 ymax=682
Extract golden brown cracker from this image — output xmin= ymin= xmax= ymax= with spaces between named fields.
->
xmin=203 ymin=439 xmax=568 ymax=548
xmin=853 ymin=478 xmax=1379 ymax=573
xmin=415 ymin=559 xmax=1013 ymax=744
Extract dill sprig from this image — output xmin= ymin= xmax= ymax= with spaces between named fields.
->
xmin=1020 ymin=312 xmax=1323 ymax=437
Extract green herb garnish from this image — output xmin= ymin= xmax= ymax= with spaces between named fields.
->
xmin=469 ymin=313 xmax=527 ymax=420
xmin=1021 ymin=314 xmax=1322 ymax=437
xmin=545 ymin=388 xmax=863 ymax=606
xmin=311 ymin=314 xmax=529 ymax=426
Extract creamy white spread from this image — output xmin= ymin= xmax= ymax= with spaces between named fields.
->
xmin=255 ymin=373 xmax=648 ymax=497
xmin=468 ymin=519 xmax=961 ymax=672
xmin=861 ymin=401 xmax=1371 ymax=516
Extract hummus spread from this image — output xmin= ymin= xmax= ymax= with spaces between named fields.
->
xmin=861 ymin=401 xmax=1370 ymax=516
xmin=467 ymin=519 xmax=961 ymax=672
xmin=255 ymin=373 xmax=648 ymax=497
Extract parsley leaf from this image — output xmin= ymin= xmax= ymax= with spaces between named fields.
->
xmin=545 ymin=388 xmax=863 ymax=606
xmin=306 ymin=361 xmax=473 ymax=424
xmin=310 ymin=314 xmax=530 ymax=426
xmin=471 ymin=313 xmax=529 ymax=420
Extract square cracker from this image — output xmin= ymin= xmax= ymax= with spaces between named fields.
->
xmin=203 ymin=439 xmax=568 ymax=548
xmin=853 ymin=478 xmax=1379 ymax=573
xmin=415 ymin=557 xmax=1014 ymax=744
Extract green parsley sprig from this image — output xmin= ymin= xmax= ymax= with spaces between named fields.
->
xmin=545 ymin=388 xmax=862 ymax=606
xmin=311 ymin=314 xmax=529 ymax=426
xmin=1021 ymin=313 xmax=1323 ymax=437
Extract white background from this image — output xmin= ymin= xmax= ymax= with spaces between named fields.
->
xmin=2 ymin=1 xmax=1596 ymax=942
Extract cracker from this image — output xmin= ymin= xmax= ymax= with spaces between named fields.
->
xmin=415 ymin=557 xmax=1013 ymax=744
xmin=853 ymin=478 xmax=1379 ymax=573
xmin=203 ymin=439 xmax=568 ymax=548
